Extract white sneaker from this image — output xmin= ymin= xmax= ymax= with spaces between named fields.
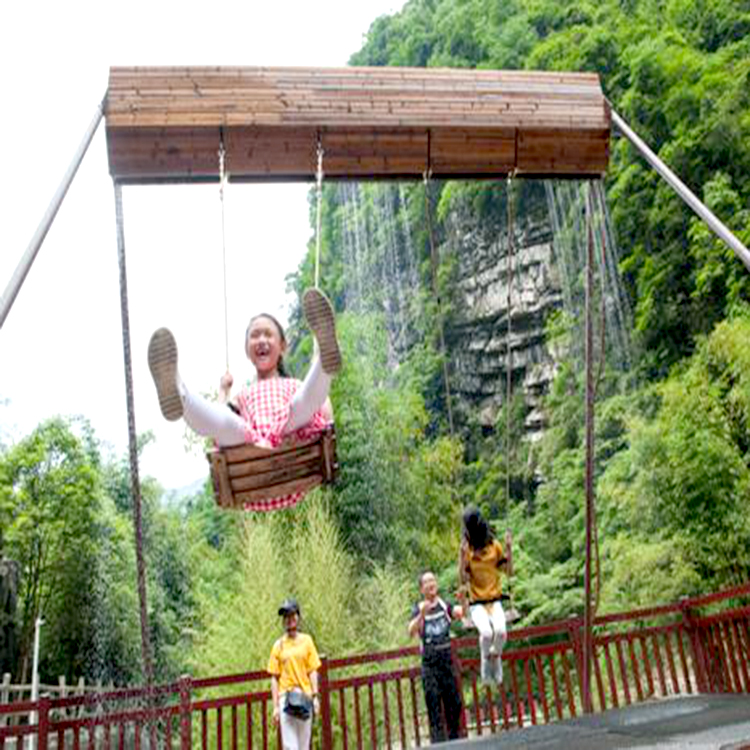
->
xmin=303 ymin=289 xmax=342 ymax=375
xmin=148 ymin=328 xmax=183 ymax=421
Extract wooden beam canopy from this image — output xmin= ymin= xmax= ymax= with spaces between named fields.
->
xmin=105 ymin=66 xmax=611 ymax=183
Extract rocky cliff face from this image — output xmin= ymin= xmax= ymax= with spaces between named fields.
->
xmin=334 ymin=180 xmax=565 ymax=440
xmin=443 ymin=183 xmax=561 ymax=439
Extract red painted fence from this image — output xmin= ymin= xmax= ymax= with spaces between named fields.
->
xmin=2 ymin=582 xmax=750 ymax=749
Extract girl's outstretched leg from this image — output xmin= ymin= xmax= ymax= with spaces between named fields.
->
xmin=181 ymin=389 xmax=246 ymax=446
xmin=148 ymin=328 xmax=246 ymax=446
xmin=302 ymin=288 xmax=341 ymax=374
xmin=286 ymin=356 xmax=331 ymax=432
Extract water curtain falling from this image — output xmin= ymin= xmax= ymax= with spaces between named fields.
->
xmin=336 ymin=182 xmax=420 ymax=363
xmin=544 ymin=179 xmax=632 ymax=372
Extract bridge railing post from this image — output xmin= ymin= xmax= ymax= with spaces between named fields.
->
xmin=680 ymin=598 xmax=709 ymax=693
xmin=179 ymin=674 xmax=193 ymax=750
xmin=318 ymin=655 xmax=333 ymax=750
xmin=567 ymin=616 xmax=586 ymax=712
xmin=36 ymin=696 xmax=50 ymax=750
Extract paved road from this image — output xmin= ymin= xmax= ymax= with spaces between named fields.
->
xmin=439 ymin=694 xmax=750 ymax=749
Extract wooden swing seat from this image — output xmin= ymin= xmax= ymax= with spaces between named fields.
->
xmin=207 ymin=425 xmax=337 ymax=509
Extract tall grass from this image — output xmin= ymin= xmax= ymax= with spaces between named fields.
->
xmin=190 ymin=492 xmax=418 ymax=678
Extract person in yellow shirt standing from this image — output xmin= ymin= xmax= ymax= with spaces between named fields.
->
xmin=268 ymin=598 xmax=321 ymax=750
xmin=458 ymin=507 xmax=510 ymax=686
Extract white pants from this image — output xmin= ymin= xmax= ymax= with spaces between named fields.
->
xmin=470 ymin=601 xmax=507 ymax=683
xmin=181 ymin=357 xmax=331 ymax=446
xmin=280 ymin=694 xmax=313 ymax=750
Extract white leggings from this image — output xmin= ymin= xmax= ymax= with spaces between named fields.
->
xmin=181 ymin=357 xmax=331 ymax=446
xmin=279 ymin=694 xmax=313 ymax=750
xmin=470 ymin=601 xmax=507 ymax=663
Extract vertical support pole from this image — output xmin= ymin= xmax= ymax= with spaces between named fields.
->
xmin=29 ymin=617 xmax=43 ymax=750
xmin=452 ymin=639 xmax=468 ymax=738
xmin=0 ymin=673 xmax=10 ymax=728
xmin=318 ymin=655 xmax=333 ymax=750
xmin=582 ymin=182 xmax=596 ymax=714
xmin=567 ymin=618 xmax=585 ymax=708
xmin=179 ymin=675 xmax=193 ymax=750
xmin=113 ymin=182 xmax=155 ymax=693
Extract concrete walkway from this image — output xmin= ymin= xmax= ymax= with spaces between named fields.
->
xmin=441 ymin=695 xmax=750 ymax=749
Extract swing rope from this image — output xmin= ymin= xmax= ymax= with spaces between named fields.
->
xmin=423 ymin=160 xmax=455 ymax=437
xmin=314 ymin=136 xmax=324 ymax=289
xmin=218 ymin=131 xmax=230 ymax=373
xmin=206 ymin=133 xmax=339 ymax=512
xmin=505 ymin=174 xmax=515 ymax=511
xmin=504 ymin=173 xmax=519 ymax=623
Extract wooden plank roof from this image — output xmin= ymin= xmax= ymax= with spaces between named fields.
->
xmin=105 ymin=66 xmax=611 ymax=183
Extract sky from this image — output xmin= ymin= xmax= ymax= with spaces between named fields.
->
xmin=0 ymin=0 xmax=402 ymax=489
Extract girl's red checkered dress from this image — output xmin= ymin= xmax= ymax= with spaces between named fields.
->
xmin=236 ymin=377 xmax=329 ymax=511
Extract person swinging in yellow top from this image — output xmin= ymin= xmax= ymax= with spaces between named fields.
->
xmin=458 ymin=506 xmax=511 ymax=686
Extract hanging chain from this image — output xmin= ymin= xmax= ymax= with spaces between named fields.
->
xmin=314 ymin=136 xmax=324 ymax=289
xmin=218 ymin=132 xmax=230 ymax=372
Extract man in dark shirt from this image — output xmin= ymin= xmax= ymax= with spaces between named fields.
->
xmin=408 ymin=571 xmax=464 ymax=742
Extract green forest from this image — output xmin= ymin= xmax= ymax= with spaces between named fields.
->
xmin=2 ymin=0 xmax=750 ymax=690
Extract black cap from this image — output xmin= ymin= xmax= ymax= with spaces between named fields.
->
xmin=278 ymin=598 xmax=300 ymax=617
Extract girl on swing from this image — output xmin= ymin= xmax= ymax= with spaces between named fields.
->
xmin=147 ymin=288 xmax=341 ymax=508
xmin=458 ymin=506 xmax=510 ymax=686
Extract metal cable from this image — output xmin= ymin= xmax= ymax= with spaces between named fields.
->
xmin=219 ymin=134 xmax=230 ymax=372
xmin=582 ymin=180 xmax=598 ymax=714
xmin=505 ymin=175 xmax=517 ymax=620
xmin=113 ymin=181 xmax=155 ymax=692
xmin=506 ymin=175 xmax=515 ymax=509
xmin=1 ymin=97 xmax=105 ymax=329
xmin=315 ymin=137 xmax=324 ymax=289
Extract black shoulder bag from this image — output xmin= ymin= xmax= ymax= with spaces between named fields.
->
xmin=284 ymin=688 xmax=313 ymax=720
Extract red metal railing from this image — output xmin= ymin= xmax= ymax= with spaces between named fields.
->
xmin=2 ymin=582 xmax=749 ymax=749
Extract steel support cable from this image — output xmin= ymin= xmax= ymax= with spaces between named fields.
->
xmin=113 ymin=182 xmax=155 ymax=693
xmin=591 ymin=184 xmax=606 ymax=620
xmin=584 ymin=182 xmax=611 ymax=629
xmin=0 ymin=96 xmax=106 ymax=330
xmin=610 ymin=107 xmax=750 ymax=272
xmin=582 ymin=181 xmax=598 ymax=714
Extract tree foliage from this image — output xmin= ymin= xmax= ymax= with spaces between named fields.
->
xmin=4 ymin=0 xmax=750 ymax=687
xmin=353 ymin=0 xmax=750 ymax=378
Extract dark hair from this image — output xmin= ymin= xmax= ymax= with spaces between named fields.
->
xmin=462 ymin=506 xmax=494 ymax=551
xmin=278 ymin=597 xmax=300 ymax=617
xmin=246 ymin=313 xmax=289 ymax=377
